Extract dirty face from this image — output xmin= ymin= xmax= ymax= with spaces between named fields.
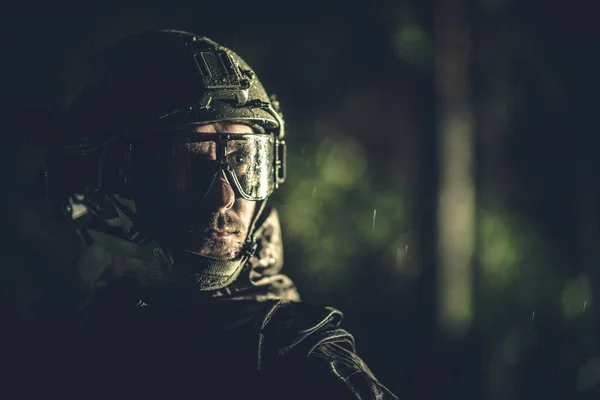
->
xmin=131 ymin=123 xmax=259 ymax=260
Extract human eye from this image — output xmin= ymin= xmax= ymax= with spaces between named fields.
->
xmin=227 ymin=149 xmax=251 ymax=167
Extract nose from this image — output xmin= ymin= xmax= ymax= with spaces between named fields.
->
xmin=206 ymin=170 xmax=235 ymax=212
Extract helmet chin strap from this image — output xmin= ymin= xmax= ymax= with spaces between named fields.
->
xmin=100 ymin=193 xmax=268 ymax=291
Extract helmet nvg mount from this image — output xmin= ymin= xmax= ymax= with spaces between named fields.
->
xmin=59 ymin=30 xmax=287 ymax=291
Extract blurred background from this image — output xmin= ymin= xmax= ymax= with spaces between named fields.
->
xmin=1 ymin=0 xmax=599 ymax=399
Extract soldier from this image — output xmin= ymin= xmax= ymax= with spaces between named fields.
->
xmin=10 ymin=30 xmax=397 ymax=400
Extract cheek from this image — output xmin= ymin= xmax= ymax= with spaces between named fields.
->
xmin=235 ymin=199 xmax=257 ymax=226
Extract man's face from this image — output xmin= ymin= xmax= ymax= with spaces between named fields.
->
xmin=183 ymin=123 xmax=257 ymax=259
xmin=137 ymin=123 xmax=258 ymax=260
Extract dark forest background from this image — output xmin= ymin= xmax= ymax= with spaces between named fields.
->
xmin=2 ymin=0 xmax=599 ymax=399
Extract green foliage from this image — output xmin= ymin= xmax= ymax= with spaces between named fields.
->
xmin=381 ymin=0 xmax=432 ymax=67
xmin=479 ymin=212 xmax=524 ymax=287
xmin=276 ymin=132 xmax=410 ymax=289
xmin=391 ymin=24 xmax=431 ymax=67
xmin=479 ymin=211 xmax=556 ymax=301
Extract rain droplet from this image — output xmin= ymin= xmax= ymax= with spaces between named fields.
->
xmin=531 ymin=311 xmax=535 ymax=326
xmin=372 ymin=209 xmax=377 ymax=231
xmin=312 ymin=186 xmax=316 ymax=199
xmin=320 ymin=201 xmax=323 ymax=209
xmin=584 ymin=301 xmax=588 ymax=312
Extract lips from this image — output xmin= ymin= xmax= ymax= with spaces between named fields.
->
xmin=206 ymin=229 xmax=238 ymax=238
xmin=181 ymin=228 xmax=243 ymax=258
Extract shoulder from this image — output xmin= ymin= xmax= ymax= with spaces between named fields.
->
xmin=257 ymin=300 xmax=398 ymax=400
xmin=257 ymin=300 xmax=349 ymax=367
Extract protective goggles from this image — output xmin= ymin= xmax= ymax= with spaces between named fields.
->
xmin=125 ymin=130 xmax=286 ymax=202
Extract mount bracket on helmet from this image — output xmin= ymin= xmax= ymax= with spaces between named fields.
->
xmin=193 ymin=50 xmax=251 ymax=108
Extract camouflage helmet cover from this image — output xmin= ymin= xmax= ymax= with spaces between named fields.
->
xmin=63 ymin=29 xmax=285 ymax=151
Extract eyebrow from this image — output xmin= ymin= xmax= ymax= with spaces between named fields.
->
xmin=245 ymin=124 xmax=266 ymax=134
